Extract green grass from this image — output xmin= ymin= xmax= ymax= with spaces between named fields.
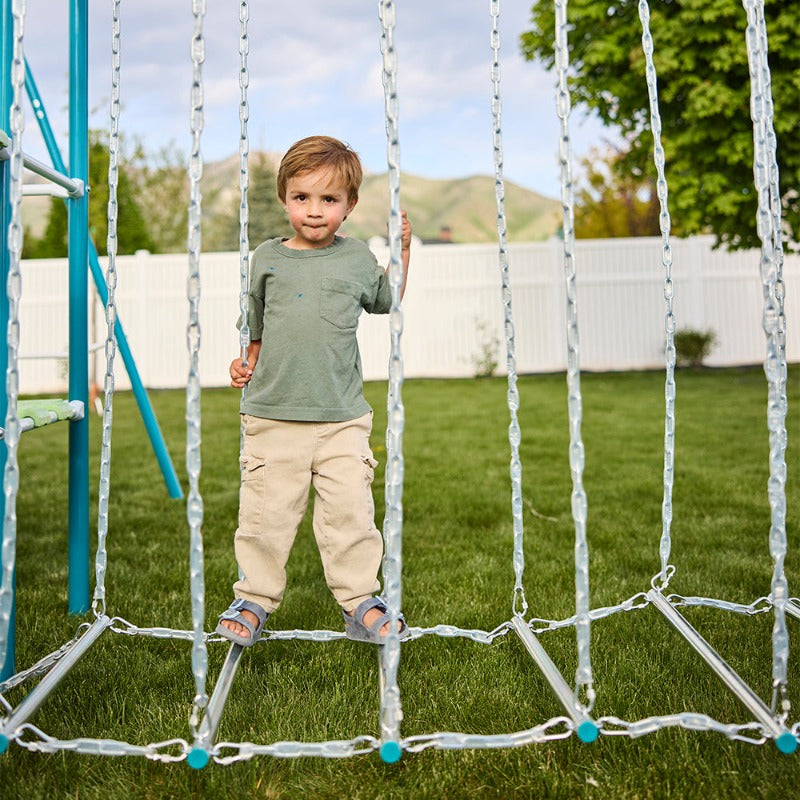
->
xmin=1 ymin=366 xmax=798 ymax=799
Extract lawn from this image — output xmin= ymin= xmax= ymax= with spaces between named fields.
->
xmin=1 ymin=366 xmax=798 ymax=799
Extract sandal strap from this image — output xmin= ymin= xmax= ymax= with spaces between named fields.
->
xmin=218 ymin=598 xmax=267 ymax=633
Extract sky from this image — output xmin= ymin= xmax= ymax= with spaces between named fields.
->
xmin=17 ymin=1 xmax=608 ymax=200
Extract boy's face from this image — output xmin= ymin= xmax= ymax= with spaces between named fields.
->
xmin=281 ymin=167 xmax=358 ymax=249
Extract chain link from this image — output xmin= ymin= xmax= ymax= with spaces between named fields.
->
xmin=552 ymin=0 xmax=593 ymax=712
xmin=378 ymin=0 xmax=404 ymax=751
xmin=741 ymin=0 xmax=791 ymax=721
xmin=212 ymin=735 xmax=379 ymax=765
xmin=0 ymin=0 xmax=27 ymax=676
xmin=237 ymin=0 xmax=250 ymax=365
xmin=598 ymin=714 xmax=769 ymax=746
xmin=92 ymin=0 xmax=122 ymax=619
xmin=186 ymin=0 xmax=208 ymax=737
xmin=637 ymin=1 xmax=678 ymax=584
xmin=402 ymin=717 xmax=572 ymax=753
xmin=488 ymin=1 xmax=527 ymax=622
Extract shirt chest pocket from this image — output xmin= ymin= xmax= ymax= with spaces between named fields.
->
xmin=320 ymin=277 xmax=363 ymax=331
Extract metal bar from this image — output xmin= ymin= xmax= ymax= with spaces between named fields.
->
xmin=22 ymin=184 xmax=70 ymax=198
xmin=192 ymin=643 xmax=244 ymax=753
xmin=67 ymin=0 xmax=90 ymax=615
xmin=786 ymin=600 xmax=800 ymax=621
xmin=648 ymin=589 xmax=792 ymax=741
xmin=511 ymin=616 xmax=597 ymax=741
xmin=0 ymin=615 xmax=110 ymax=735
xmin=21 ymin=151 xmax=83 ymax=198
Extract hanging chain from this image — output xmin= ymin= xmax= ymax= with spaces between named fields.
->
xmin=237 ymin=0 xmax=250 ymax=366
xmin=552 ymin=0 xmax=594 ymax=713
xmin=93 ymin=0 xmax=122 ymax=619
xmin=378 ymin=0 xmax=404 ymax=753
xmin=186 ymin=0 xmax=208 ymax=737
xmin=489 ymin=0 xmax=527 ymax=621
xmin=741 ymin=0 xmax=790 ymax=721
xmin=0 ymin=0 xmax=27 ymax=675
xmin=637 ymin=0 xmax=677 ymax=589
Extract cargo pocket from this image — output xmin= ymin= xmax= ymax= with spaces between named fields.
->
xmin=320 ymin=277 xmax=362 ymax=330
xmin=238 ymin=453 xmax=266 ymax=532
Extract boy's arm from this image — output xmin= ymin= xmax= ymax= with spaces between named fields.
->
xmin=229 ymin=339 xmax=261 ymax=388
xmin=385 ymin=211 xmax=412 ymax=300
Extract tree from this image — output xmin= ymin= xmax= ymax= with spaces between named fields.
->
xmin=574 ymin=145 xmax=661 ymax=238
xmin=212 ymin=152 xmax=290 ymax=251
xmin=23 ymin=129 xmax=154 ymax=258
xmin=520 ymin=0 xmax=799 ymax=250
xmin=130 ymin=142 xmax=188 ymax=254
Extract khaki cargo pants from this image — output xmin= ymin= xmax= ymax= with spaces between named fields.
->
xmin=232 ymin=412 xmax=382 ymax=614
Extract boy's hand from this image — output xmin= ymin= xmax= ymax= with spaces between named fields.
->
xmin=229 ymin=357 xmax=253 ymax=388
xmin=401 ymin=210 xmax=412 ymax=251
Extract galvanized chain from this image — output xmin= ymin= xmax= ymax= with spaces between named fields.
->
xmin=237 ymin=0 xmax=250 ymax=365
xmin=186 ymin=0 xmax=208 ymax=737
xmin=13 ymin=723 xmax=189 ymax=761
xmin=93 ymin=0 xmax=122 ymax=619
xmin=552 ymin=0 xmax=593 ymax=713
xmin=666 ymin=594 xmax=773 ymax=616
xmin=212 ymin=735 xmax=379 ymax=765
xmin=527 ymin=591 xmax=651 ymax=635
xmin=0 ymin=0 xmax=26 ymax=675
xmin=378 ymin=0 xmax=404 ymax=752
xmin=741 ymin=0 xmax=790 ymax=721
xmin=0 ymin=622 xmax=91 ymax=694
xmin=489 ymin=0 xmax=527 ymax=620
xmin=402 ymin=717 xmax=572 ymax=753
xmin=637 ymin=0 xmax=677 ymax=589
xmin=598 ymin=714 xmax=768 ymax=746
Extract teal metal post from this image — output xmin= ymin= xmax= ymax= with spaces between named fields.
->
xmin=0 ymin=0 xmax=15 ymax=680
xmin=67 ymin=0 xmax=89 ymax=614
xmin=25 ymin=61 xmax=183 ymax=500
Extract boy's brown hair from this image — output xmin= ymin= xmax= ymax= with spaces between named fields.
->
xmin=277 ymin=136 xmax=363 ymax=204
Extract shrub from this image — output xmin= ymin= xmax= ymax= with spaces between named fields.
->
xmin=674 ymin=328 xmax=717 ymax=367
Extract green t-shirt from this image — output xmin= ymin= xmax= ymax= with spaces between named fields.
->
xmin=240 ymin=235 xmax=392 ymax=422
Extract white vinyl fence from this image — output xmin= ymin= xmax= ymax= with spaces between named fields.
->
xmin=16 ymin=235 xmax=800 ymax=394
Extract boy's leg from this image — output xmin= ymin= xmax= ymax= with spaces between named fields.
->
xmin=310 ymin=412 xmax=383 ymax=614
xmin=226 ymin=416 xmax=313 ymax=637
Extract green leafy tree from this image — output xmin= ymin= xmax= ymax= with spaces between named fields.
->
xmin=23 ymin=130 xmax=154 ymax=258
xmin=521 ymin=0 xmax=799 ymax=250
xmin=214 ymin=152 xmax=290 ymax=251
xmin=133 ymin=142 xmax=189 ymax=253
xmin=575 ymin=145 xmax=661 ymax=238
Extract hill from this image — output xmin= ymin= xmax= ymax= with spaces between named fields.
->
xmin=21 ymin=150 xmax=562 ymax=248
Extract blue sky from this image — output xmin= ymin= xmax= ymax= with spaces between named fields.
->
xmin=19 ymin=1 xmax=607 ymax=199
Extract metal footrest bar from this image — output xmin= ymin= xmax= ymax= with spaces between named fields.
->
xmin=0 ymin=615 xmax=111 ymax=751
xmin=647 ymin=590 xmax=797 ymax=753
xmin=511 ymin=616 xmax=598 ymax=743
xmin=188 ymin=643 xmax=245 ymax=769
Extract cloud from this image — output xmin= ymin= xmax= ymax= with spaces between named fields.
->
xmin=18 ymin=2 xmax=605 ymax=198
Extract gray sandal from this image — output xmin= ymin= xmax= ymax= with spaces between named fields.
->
xmin=215 ymin=598 xmax=268 ymax=646
xmin=343 ymin=596 xmax=409 ymax=644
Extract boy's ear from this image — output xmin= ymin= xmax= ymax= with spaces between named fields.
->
xmin=344 ymin=195 xmax=359 ymax=220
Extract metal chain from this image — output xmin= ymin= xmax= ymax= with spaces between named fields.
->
xmin=489 ymin=0 xmax=527 ymax=621
xmin=0 ymin=0 xmax=27 ymax=675
xmin=237 ymin=0 xmax=250 ymax=365
xmin=402 ymin=717 xmax=572 ymax=753
xmin=378 ymin=0 xmax=404 ymax=753
xmin=552 ymin=0 xmax=593 ymax=713
xmin=741 ymin=0 xmax=790 ymax=721
xmin=212 ymin=735 xmax=379 ymax=765
xmin=186 ymin=0 xmax=208 ymax=737
xmin=93 ymin=0 xmax=122 ymax=619
xmin=637 ymin=0 xmax=677 ymax=588
xmin=598 ymin=714 xmax=769 ymax=746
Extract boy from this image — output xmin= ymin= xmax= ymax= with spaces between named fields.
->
xmin=216 ymin=135 xmax=411 ymax=646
